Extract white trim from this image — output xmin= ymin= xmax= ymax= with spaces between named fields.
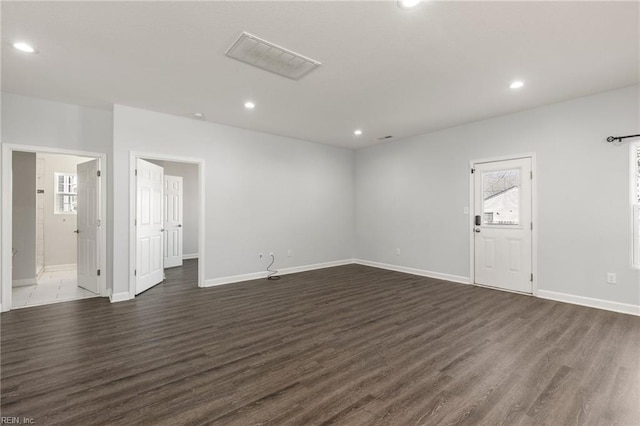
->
xmin=537 ymin=289 xmax=640 ymax=317
xmin=129 ymin=152 xmax=206 ymax=299
xmin=1 ymin=143 xmax=109 ymax=312
xmin=183 ymin=253 xmax=198 ymax=260
xmin=631 ymin=142 xmax=640 ymax=269
xmin=44 ymin=263 xmax=77 ymax=272
xmin=109 ymin=291 xmax=131 ymax=303
xmin=469 ymin=152 xmax=538 ymax=296
xmin=204 ymin=271 xmax=268 ymax=287
xmin=203 ymin=259 xmax=355 ymax=288
xmin=12 ymin=278 xmax=36 ymax=287
xmin=354 ymin=259 xmax=471 ymax=285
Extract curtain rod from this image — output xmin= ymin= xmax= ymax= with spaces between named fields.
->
xmin=607 ymin=134 xmax=640 ymax=143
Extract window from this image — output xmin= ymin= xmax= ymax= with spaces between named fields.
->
xmin=55 ymin=173 xmax=77 ymax=214
xmin=633 ymin=143 xmax=640 ymax=267
xmin=482 ymin=169 xmax=520 ymax=225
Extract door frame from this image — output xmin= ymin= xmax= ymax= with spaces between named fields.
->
xmin=468 ymin=152 xmax=538 ymax=296
xmin=129 ymin=152 xmax=205 ymax=299
xmin=1 ymin=144 xmax=108 ymax=312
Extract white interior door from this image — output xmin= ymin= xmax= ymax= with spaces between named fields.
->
xmin=76 ymin=159 xmax=100 ymax=294
xmin=136 ymin=159 xmax=164 ymax=295
xmin=164 ymin=175 xmax=183 ymax=268
xmin=473 ymin=157 xmax=532 ymax=293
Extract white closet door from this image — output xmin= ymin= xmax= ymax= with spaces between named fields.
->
xmin=136 ymin=159 xmax=164 ymax=295
xmin=164 ymin=175 xmax=183 ymax=268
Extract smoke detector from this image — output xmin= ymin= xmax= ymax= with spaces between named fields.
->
xmin=225 ymin=32 xmax=321 ymax=80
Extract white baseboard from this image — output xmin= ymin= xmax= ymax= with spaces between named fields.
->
xmin=12 ymin=278 xmax=36 ymax=287
xmin=203 ymin=259 xmax=355 ymax=288
xmin=183 ymin=253 xmax=198 ymax=260
xmin=110 ymin=291 xmax=131 ymax=303
xmin=354 ymin=259 xmax=471 ymax=285
xmin=44 ymin=263 xmax=77 ymax=272
xmin=537 ymin=289 xmax=640 ymax=317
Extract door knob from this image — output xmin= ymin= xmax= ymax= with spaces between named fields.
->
xmin=474 ymin=228 xmax=481 ymax=233
xmin=160 ymin=228 xmax=165 ymax=232
xmin=177 ymin=224 xmax=182 ymax=228
xmin=74 ymin=229 xmax=80 ymax=233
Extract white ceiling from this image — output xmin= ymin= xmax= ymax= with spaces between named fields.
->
xmin=2 ymin=1 xmax=638 ymax=149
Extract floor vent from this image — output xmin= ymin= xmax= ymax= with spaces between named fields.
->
xmin=225 ymin=32 xmax=321 ymax=80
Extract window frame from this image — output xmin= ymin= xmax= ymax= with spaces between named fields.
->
xmin=54 ymin=172 xmax=78 ymax=215
xmin=632 ymin=142 xmax=640 ymax=268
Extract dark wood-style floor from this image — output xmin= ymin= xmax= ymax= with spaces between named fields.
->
xmin=1 ymin=260 xmax=639 ymax=425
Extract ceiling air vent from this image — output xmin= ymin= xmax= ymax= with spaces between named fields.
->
xmin=225 ymin=32 xmax=321 ymax=80
xmin=377 ymin=135 xmax=394 ymax=140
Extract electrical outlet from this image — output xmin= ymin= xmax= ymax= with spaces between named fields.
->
xmin=607 ymin=273 xmax=616 ymax=285
xmin=270 ymin=252 xmax=274 ymax=257
xmin=463 ymin=206 xmax=469 ymax=215
xmin=287 ymin=249 xmax=292 ymax=257
xmin=395 ymin=248 xmax=400 ymax=256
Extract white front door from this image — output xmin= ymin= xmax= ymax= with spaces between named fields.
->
xmin=76 ymin=159 xmax=101 ymax=294
xmin=473 ymin=157 xmax=533 ymax=293
xmin=164 ymin=175 xmax=183 ymax=268
xmin=136 ymin=159 xmax=164 ymax=295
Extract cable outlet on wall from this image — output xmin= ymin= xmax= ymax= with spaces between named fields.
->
xmin=607 ymin=273 xmax=616 ymax=285
xmin=463 ymin=206 xmax=469 ymax=215
xmin=287 ymin=249 xmax=292 ymax=257
xmin=259 ymin=252 xmax=264 ymax=259
xmin=270 ymin=252 xmax=274 ymax=257
xmin=395 ymin=248 xmax=400 ymax=256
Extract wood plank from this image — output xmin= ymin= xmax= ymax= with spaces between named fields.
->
xmin=1 ymin=260 xmax=639 ymax=425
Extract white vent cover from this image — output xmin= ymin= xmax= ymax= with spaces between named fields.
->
xmin=225 ymin=32 xmax=321 ymax=80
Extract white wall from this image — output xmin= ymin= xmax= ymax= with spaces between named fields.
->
xmin=38 ymin=153 xmax=93 ymax=268
xmin=3 ymin=88 xmax=638 ymax=313
xmin=112 ymin=105 xmax=355 ymax=297
xmin=148 ymin=160 xmax=199 ymax=257
xmin=11 ymin=151 xmax=36 ymax=282
xmin=355 ymin=85 xmax=640 ymax=308
xmin=1 ymin=93 xmax=113 ymax=307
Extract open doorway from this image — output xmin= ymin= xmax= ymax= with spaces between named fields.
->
xmin=3 ymin=146 xmax=108 ymax=310
xmin=130 ymin=153 xmax=204 ymax=297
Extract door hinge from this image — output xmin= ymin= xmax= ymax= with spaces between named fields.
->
xmin=471 ymin=168 xmax=475 ymax=174
xmin=97 ymin=269 xmax=101 ymax=276
xmin=97 ymin=170 xmax=101 ymax=177
xmin=530 ymin=171 xmax=533 ymax=179
xmin=531 ymin=222 xmax=533 ymax=230
xmin=530 ymin=273 xmax=533 ymax=282
xmin=135 ymin=219 xmax=137 ymax=226
xmin=134 ymin=269 xmax=137 ymax=276
xmin=135 ymin=169 xmax=138 ymax=176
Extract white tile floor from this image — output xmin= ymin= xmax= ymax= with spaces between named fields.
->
xmin=12 ymin=269 xmax=98 ymax=309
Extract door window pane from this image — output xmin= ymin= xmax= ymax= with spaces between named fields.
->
xmin=482 ymin=169 xmax=520 ymax=225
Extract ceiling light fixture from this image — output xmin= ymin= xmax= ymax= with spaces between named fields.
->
xmin=398 ymin=0 xmax=421 ymax=9
xmin=354 ymin=129 xmax=363 ymax=136
xmin=244 ymin=101 xmax=256 ymax=110
xmin=510 ymin=80 xmax=524 ymax=89
xmin=13 ymin=42 xmax=37 ymax=54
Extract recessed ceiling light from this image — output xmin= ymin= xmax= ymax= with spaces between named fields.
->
xmin=398 ymin=0 xmax=421 ymax=9
xmin=13 ymin=42 xmax=37 ymax=54
xmin=354 ymin=129 xmax=363 ymax=136
xmin=193 ymin=113 xmax=205 ymax=119
xmin=244 ymin=101 xmax=256 ymax=110
xmin=510 ymin=80 xmax=524 ymax=89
